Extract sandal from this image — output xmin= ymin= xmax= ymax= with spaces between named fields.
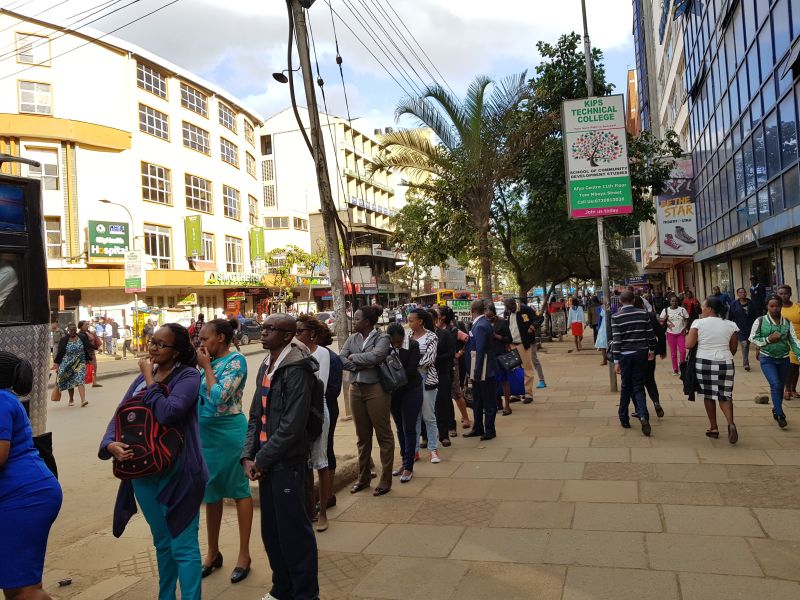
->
xmin=400 ymin=470 xmax=413 ymax=483
xmin=350 ymin=482 xmax=369 ymax=494
xmin=705 ymin=429 xmax=720 ymax=439
xmin=373 ymin=486 xmax=390 ymax=496
xmin=81 ymin=401 xmax=89 ymax=407
xmin=461 ymin=419 xmax=472 ymax=429
xmin=502 ymin=409 xmax=512 ymax=416
xmin=727 ymin=424 xmax=738 ymax=445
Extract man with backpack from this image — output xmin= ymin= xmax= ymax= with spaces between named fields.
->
xmin=241 ymin=314 xmax=319 ymax=600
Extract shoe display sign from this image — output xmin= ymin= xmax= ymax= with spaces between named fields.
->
xmin=656 ymin=156 xmax=697 ymax=256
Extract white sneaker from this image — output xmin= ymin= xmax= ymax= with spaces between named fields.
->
xmin=430 ymin=449 xmax=441 ymax=464
xmin=261 ymin=594 xmax=279 ymax=600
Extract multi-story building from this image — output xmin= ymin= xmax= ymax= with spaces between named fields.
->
xmin=260 ymin=107 xmax=408 ymax=308
xmin=681 ymin=0 xmax=800 ymax=296
xmin=0 ymin=9 xmax=278 ymax=325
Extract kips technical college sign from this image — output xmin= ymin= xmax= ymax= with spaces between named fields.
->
xmin=562 ymin=95 xmax=633 ymax=219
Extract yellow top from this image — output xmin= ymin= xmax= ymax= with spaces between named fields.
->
xmin=781 ymin=303 xmax=800 ymax=364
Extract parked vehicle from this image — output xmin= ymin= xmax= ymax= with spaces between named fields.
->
xmin=236 ymin=318 xmax=262 ymax=345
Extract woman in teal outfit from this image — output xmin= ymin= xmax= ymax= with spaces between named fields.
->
xmin=196 ymin=318 xmax=252 ymax=584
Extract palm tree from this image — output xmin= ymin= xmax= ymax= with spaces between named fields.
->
xmin=374 ymin=73 xmax=528 ymax=298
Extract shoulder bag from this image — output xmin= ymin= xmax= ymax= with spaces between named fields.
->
xmin=497 ymin=347 xmax=522 ymax=372
xmin=379 ymin=349 xmax=408 ymax=392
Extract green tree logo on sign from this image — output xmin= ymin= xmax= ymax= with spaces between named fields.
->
xmin=571 ymin=131 xmax=622 ymax=167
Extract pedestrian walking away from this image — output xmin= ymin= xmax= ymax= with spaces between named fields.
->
xmin=241 ymin=314 xmax=319 ymax=600
xmin=641 ymin=308 xmax=666 ymax=419
xmin=505 ymin=298 xmax=546 ymax=402
xmin=682 ymin=290 xmax=701 ymax=328
xmin=567 ymin=301 xmax=585 ymax=352
xmin=463 ymin=300 xmax=498 ymax=441
xmin=750 ymin=296 xmax=800 ymax=428
xmin=595 ymin=305 xmax=609 ymax=365
xmin=52 ymin=322 xmax=93 ymax=406
xmin=387 ymin=323 xmax=422 ymax=484
xmin=340 ymin=306 xmax=394 ymax=496
xmin=611 ymin=291 xmax=656 ymax=436
xmin=659 ymin=295 xmax=689 ymax=375
xmin=99 ymin=323 xmax=207 ymax=600
xmin=778 ymin=285 xmax=800 ymax=400
xmin=685 ymin=297 xmax=740 ymax=443
xmin=728 ymin=288 xmax=756 ymax=371
xmin=196 ymin=318 xmax=253 ymax=584
xmin=0 ymin=352 xmax=62 ymax=600
xmin=406 ymin=309 xmax=441 ymax=463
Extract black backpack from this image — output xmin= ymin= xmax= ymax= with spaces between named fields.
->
xmin=306 ymin=377 xmax=325 ymax=441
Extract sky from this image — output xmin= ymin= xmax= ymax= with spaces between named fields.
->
xmin=6 ymin=0 xmax=636 ymax=131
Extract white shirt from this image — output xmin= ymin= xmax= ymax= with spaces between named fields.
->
xmin=508 ymin=310 xmax=521 ymax=344
xmin=660 ymin=307 xmax=689 ymax=333
xmin=691 ymin=317 xmax=739 ymax=361
xmin=312 ymin=345 xmax=330 ymax=393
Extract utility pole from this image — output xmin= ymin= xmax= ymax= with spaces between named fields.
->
xmin=581 ymin=0 xmax=617 ymax=392
xmin=289 ymin=0 xmax=349 ymax=344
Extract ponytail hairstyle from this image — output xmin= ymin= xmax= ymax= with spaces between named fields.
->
xmin=205 ymin=318 xmax=239 ymax=344
xmin=0 ymin=351 xmax=33 ymax=396
xmin=410 ymin=308 xmax=435 ymax=332
xmin=162 ymin=323 xmax=197 ymax=367
xmin=439 ymin=306 xmax=455 ymax=325
xmin=317 ymin=325 xmax=333 ymax=347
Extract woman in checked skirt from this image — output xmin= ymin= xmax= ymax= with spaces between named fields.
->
xmin=685 ymin=297 xmax=741 ymax=443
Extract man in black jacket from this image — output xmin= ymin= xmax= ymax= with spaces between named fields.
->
xmin=241 ymin=314 xmax=319 ymax=600
xmin=505 ymin=298 xmax=547 ymax=403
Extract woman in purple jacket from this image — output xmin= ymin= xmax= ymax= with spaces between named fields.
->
xmin=99 ymin=323 xmax=206 ymax=600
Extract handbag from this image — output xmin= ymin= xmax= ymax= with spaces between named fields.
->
xmin=379 ymin=350 xmax=408 ymax=392
xmin=497 ymin=348 xmax=522 ymax=371
xmin=679 ymin=347 xmax=698 ymax=400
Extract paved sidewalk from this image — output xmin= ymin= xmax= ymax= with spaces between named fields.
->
xmin=43 ymin=340 xmax=800 ymax=599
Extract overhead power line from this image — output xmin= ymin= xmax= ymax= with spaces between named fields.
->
xmin=0 ymin=0 xmax=78 ymax=37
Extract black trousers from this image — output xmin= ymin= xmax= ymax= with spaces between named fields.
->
xmin=618 ymin=351 xmax=649 ymax=423
xmin=259 ymin=465 xmax=319 ymax=600
xmin=471 ymin=378 xmax=497 ymax=435
xmin=435 ymin=368 xmax=456 ymax=437
xmin=391 ymin=383 xmax=423 ymax=471
xmin=644 ymin=357 xmax=660 ymax=405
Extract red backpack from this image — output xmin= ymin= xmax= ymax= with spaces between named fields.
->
xmin=112 ymin=368 xmax=185 ymax=480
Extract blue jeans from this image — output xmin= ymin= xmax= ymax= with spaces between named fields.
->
xmin=416 ymin=386 xmax=439 ymax=452
xmin=618 ymin=351 xmax=649 ymax=423
xmin=132 ymin=472 xmax=201 ymax=600
xmin=759 ymin=355 xmax=788 ymax=417
xmin=391 ymin=383 xmax=423 ymax=470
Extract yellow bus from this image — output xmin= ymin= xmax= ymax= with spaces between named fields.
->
xmin=413 ymin=289 xmax=455 ymax=306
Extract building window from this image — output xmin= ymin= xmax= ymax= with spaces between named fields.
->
xmin=144 ymin=224 xmax=171 ymax=269
xmin=293 ymin=217 xmax=308 ymax=231
xmin=27 ymin=149 xmax=59 ymax=190
xmin=225 ymin=236 xmax=243 ymax=272
xmin=141 ymin=162 xmax=172 ymax=205
xmin=264 ymin=216 xmax=289 ymax=229
xmin=185 ymin=173 xmax=213 ymax=213
xmin=180 ymin=83 xmax=208 ymax=117
xmin=260 ymin=134 xmax=273 ymax=155
xmin=220 ymin=137 xmax=239 ymax=167
xmin=244 ymin=120 xmax=255 ymax=146
xmin=263 ymin=184 xmax=276 ymax=208
xmin=18 ymin=81 xmax=51 ymax=115
xmin=44 ymin=216 xmax=61 ymax=258
xmin=246 ymin=152 xmax=256 ymax=178
xmin=262 ymin=159 xmax=275 ymax=181
xmin=223 ymin=185 xmax=241 ymax=220
xmin=182 ymin=121 xmax=210 ymax=155
xmin=248 ymin=194 xmax=259 ymax=226
xmin=137 ymin=63 xmax=167 ymax=99
xmin=139 ymin=104 xmax=169 ymax=140
xmin=200 ymin=232 xmax=215 ymax=262
xmin=16 ymin=33 xmax=49 ymax=65
xmin=219 ymin=102 xmax=236 ymax=133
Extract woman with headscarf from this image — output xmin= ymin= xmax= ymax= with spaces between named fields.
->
xmin=0 ymin=352 xmax=62 ymax=600
xmin=52 ymin=322 xmax=93 ymax=406
xmin=99 ymin=324 xmax=207 ymax=600
xmin=195 ymin=318 xmax=252 ymax=584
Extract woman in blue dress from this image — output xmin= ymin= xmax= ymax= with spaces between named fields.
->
xmin=195 ymin=318 xmax=252 ymax=584
xmin=53 ymin=322 xmax=93 ymax=406
xmin=595 ymin=306 xmax=609 ymax=365
xmin=0 ymin=351 xmax=63 ymax=599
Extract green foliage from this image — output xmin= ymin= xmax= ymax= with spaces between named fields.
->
xmin=264 ymin=244 xmax=327 ymax=296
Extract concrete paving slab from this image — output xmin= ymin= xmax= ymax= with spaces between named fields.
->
xmin=662 ymin=505 xmax=764 ymax=537
xmin=68 ymin=575 xmax=142 ymax=600
xmin=459 ymin=435 xmax=537 ymax=448
xmin=747 ymin=538 xmax=800 ymax=581
xmin=314 ymin=521 xmax=386 ymax=553
xmin=363 ymin=523 xmax=464 ymax=558
xmin=506 ymin=447 xmax=568 ymax=462
xmin=335 ymin=497 xmax=424 ymax=524
xmin=534 ymin=436 xmax=591 ymax=447
xmin=646 ymin=533 xmax=762 ymax=576
xmin=516 ymin=462 xmax=585 ymax=480
xmin=453 ymin=562 xmax=565 ymax=600
xmin=582 ymin=462 xmax=657 ymax=480
xmin=451 ymin=461 xmax=521 ymax=479
xmin=567 ymin=447 xmax=630 ymax=463
xmin=766 ymin=449 xmax=800 ymax=465
xmin=350 ymin=556 xmax=469 ymax=599
xmin=410 ymin=498 xmax=499 ymax=528
xmin=490 ymin=501 xmax=575 ymax=529
xmin=449 ymin=526 xmax=549 ymax=563
xmin=406 ymin=459 xmax=462 ymax=478
xmin=560 ymin=480 xmax=639 ymax=503
xmin=446 ymin=447 xmax=509 ymax=462
xmin=419 ymin=477 xmax=494 ymax=499
xmin=679 ymin=572 xmax=800 ymax=600
xmin=631 ymin=447 xmax=699 ymax=463
xmin=753 ymin=508 xmax=800 ymax=540
xmin=654 ymin=463 xmax=730 ymax=482
xmin=590 ymin=434 xmax=653 ymax=447
xmin=544 ymin=530 xmax=647 ymax=568
xmin=572 ymin=502 xmax=662 ymax=532
xmin=485 ymin=478 xmax=564 ymax=501
xmin=639 ymin=481 xmax=724 ymax=505
xmin=563 ymin=566 xmax=679 ymax=600
xmin=697 ymin=448 xmax=775 ymax=465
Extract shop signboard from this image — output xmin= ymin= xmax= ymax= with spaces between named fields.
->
xmin=124 ymin=250 xmax=145 ymax=293
xmin=562 ymin=94 xmax=632 ymax=218
xmin=184 ymin=215 xmax=202 ymax=257
xmin=250 ymin=227 xmax=265 ymax=260
xmin=204 ymin=272 xmax=268 ymax=287
xmin=176 ymin=293 xmax=198 ymax=306
xmin=224 ymin=291 xmax=246 ymax=302
xmin=295 ymin=275 xmax=330 ymax=287
xmin=88 ymin=220 xmax=130 ymax=263
xmin=446 ymin=299 xmax=472 ymax=322
xmin=656 ymin=157 xmax=697 ymax=256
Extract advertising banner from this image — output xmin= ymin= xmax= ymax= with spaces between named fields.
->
xmin=562 ymin=94 xmax=633 ymax=218
xmin=88 ymin=221 xmax=130 ymax=263
xmin=184 ymin=215 xmax=202 ymax=257
xmin=176 ymin=293 xmax=197 ymax=306
xmin=250 ymin=227 xmax=265 ymax=260
xmin=124 ymin=250 xmax=145 ymax=293
xmin=656 ymin=157 xmax=697 ymax=256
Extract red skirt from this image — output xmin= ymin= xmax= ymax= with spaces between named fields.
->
xmin=571 ymin=322 xmax=584 ymax=337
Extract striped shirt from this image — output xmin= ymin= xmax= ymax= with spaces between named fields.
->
xmin=610 ymin=305 xmax=656 ymax=363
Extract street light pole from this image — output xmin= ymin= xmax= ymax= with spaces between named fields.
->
xmin=581 ymin=0 xmax=617 ymax=392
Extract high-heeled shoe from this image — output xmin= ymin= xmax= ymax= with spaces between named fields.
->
xmin=230 ymin=559 xmax=251 ymax=584
xmin=201 ymin=552 xmax=223 ymax=578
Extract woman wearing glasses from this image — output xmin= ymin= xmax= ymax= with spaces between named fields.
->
xmin=196 ymin=318 xmax=252 ymax=583
xmin=99 ymin=324 xmax=206 ymax=600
